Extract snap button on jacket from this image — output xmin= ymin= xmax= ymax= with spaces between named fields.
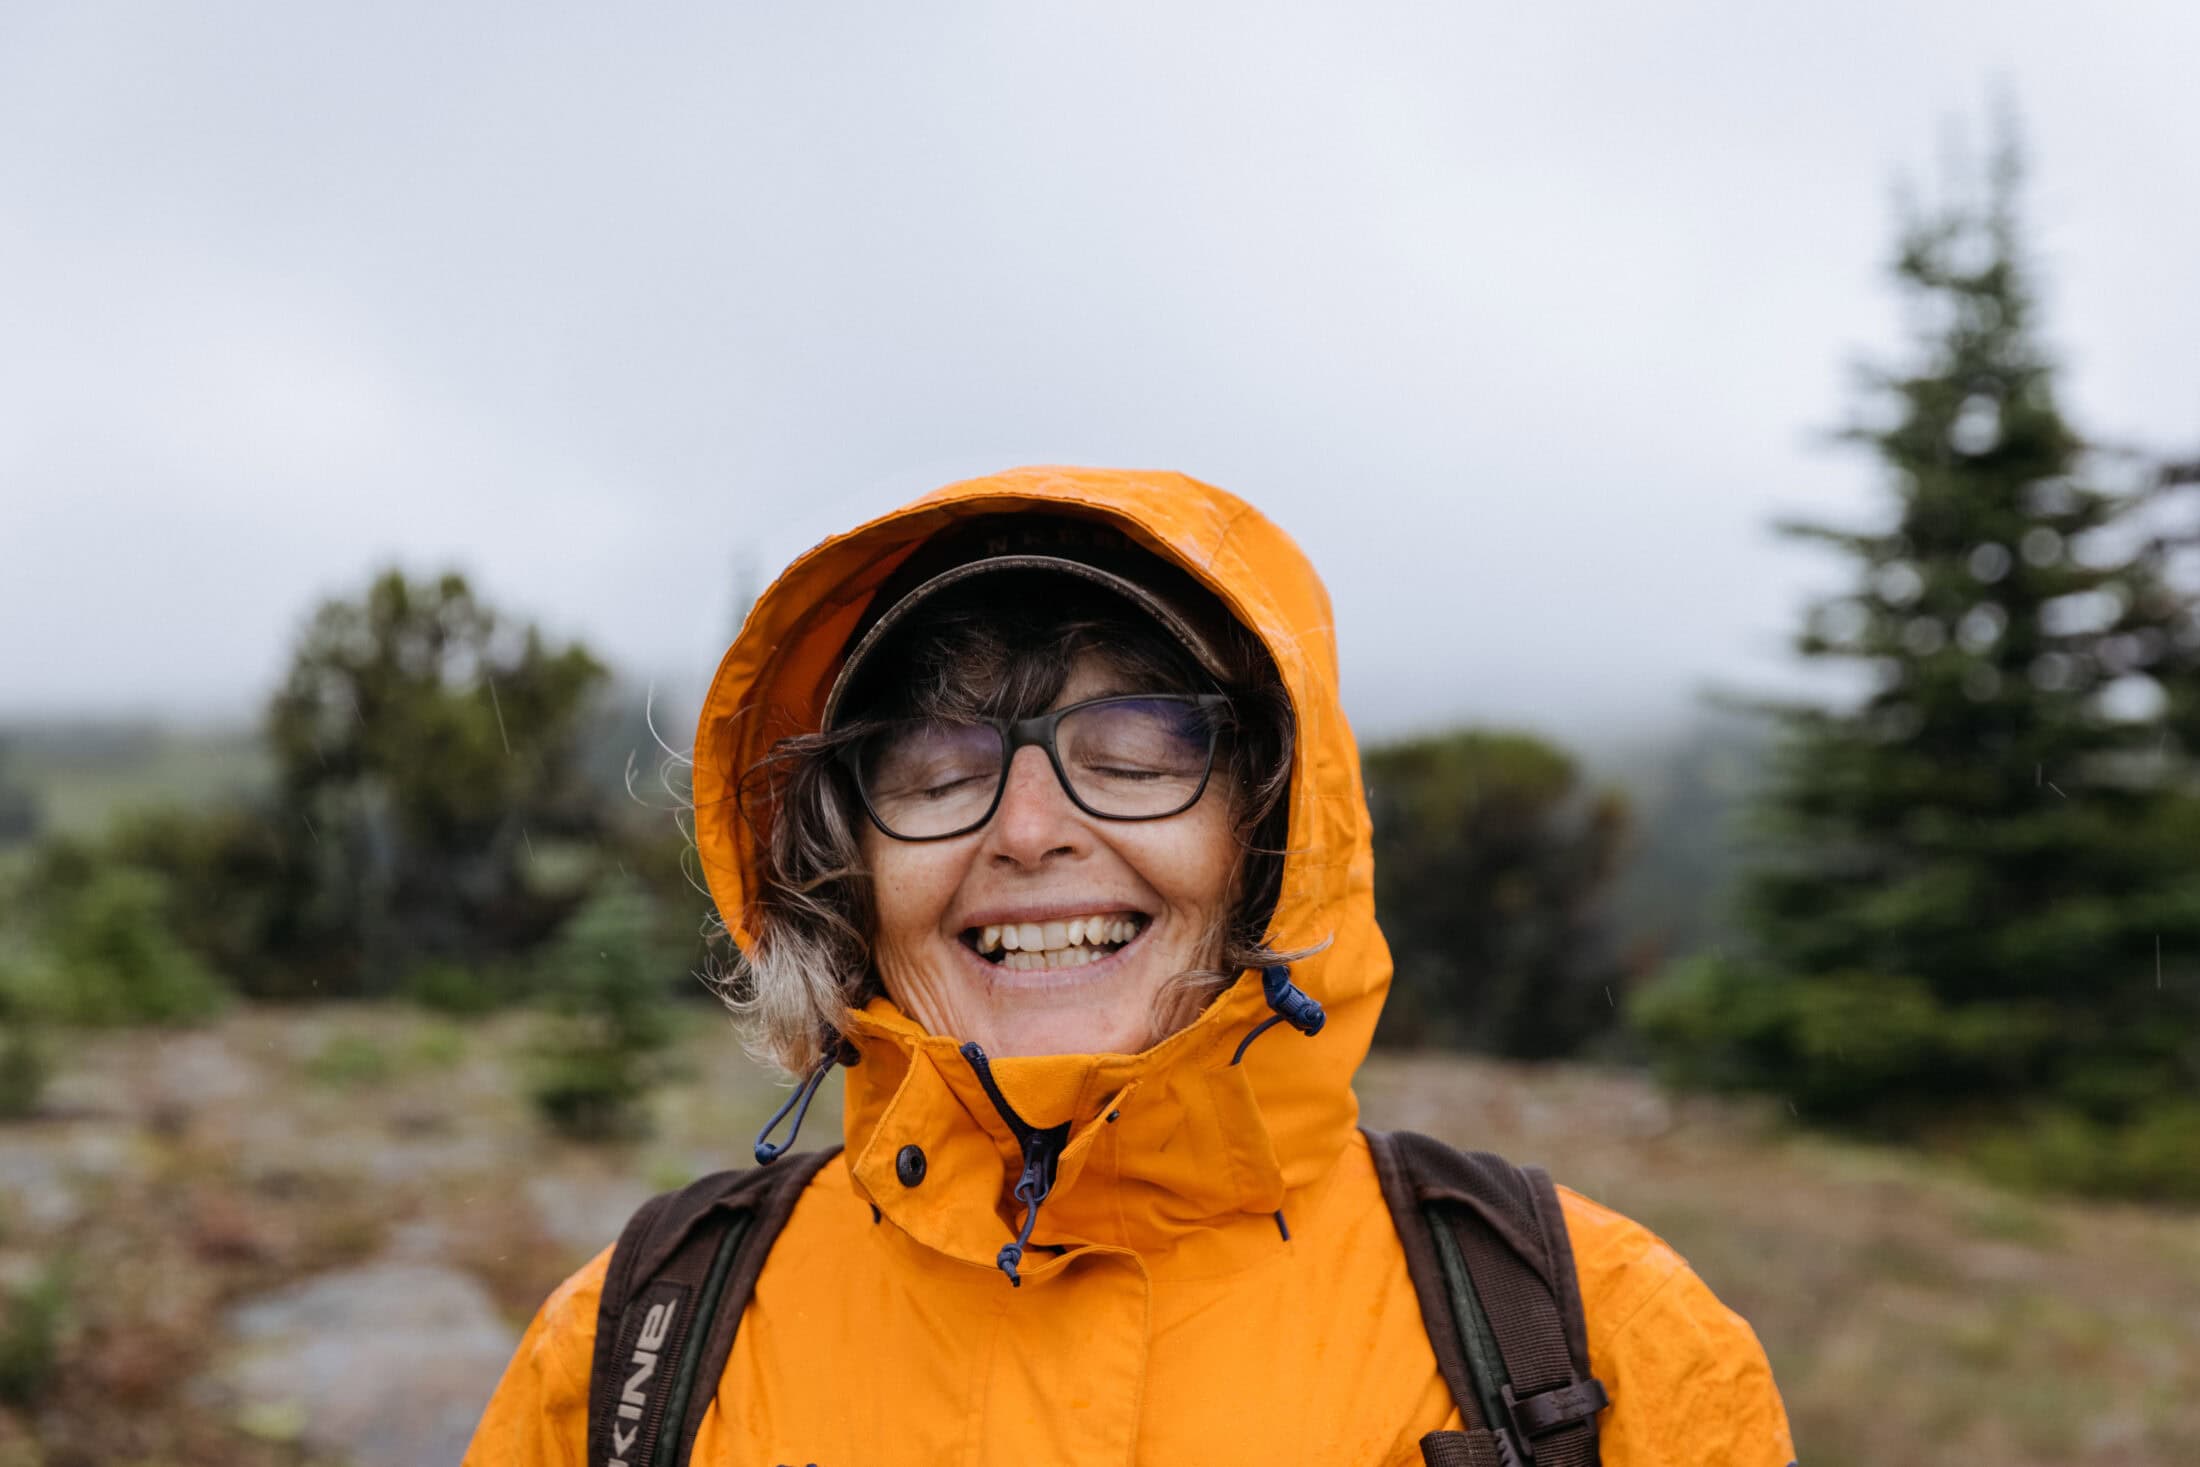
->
xmin=465 ymin=466 xmax=1798 ymax=1467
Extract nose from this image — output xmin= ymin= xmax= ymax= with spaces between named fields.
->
xmin=983 ymin=745 xmax=1085 ymax=867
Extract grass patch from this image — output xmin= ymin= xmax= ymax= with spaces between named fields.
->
xmin=402 ymin=960 xmax=520 ymax=1018
xmin=304 ymin=1033 xmax=394 ymax=1089
xmin=404 ymin=1019 xmax=471 ymax=1072
xmin=0 ymin=1016 xmax=49 ymax=1119
xmin=1961 ymin=1195 xmax=2064 ymax=1248
xmin=0 ymin=1258 xmax=71 ymax=1407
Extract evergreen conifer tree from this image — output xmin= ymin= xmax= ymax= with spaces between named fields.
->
xmin=1636 ymin=127 xmax=2200 ymax=1197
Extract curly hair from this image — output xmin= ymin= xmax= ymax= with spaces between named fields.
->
xmin=714 ymin=575 xmax=1297 ymax=1076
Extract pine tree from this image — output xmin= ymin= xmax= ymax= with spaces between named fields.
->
xmin=1636 ymin=125 xmax=2200 ymax=1198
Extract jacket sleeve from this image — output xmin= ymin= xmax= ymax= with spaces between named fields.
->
xmin=1558 ymin=1188 xmax=1798 ymax=1467
xmin=462 ymin=1245 xmax=613 ymax=1467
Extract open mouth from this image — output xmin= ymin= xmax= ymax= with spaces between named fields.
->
xmin=961 ymin=913 xmax=1149 ymax=972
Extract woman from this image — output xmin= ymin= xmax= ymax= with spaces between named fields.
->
xmin=468 ymin=466 xmax=1796 ymax=1466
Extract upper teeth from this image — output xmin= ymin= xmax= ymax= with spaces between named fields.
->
xmin=975 ymin=915 xmax=1141 ymax=954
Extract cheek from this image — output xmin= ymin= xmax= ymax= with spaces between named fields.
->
xmin=861 ymin=832 xmax=962 ymax=952
xmin=1135 ymin=803 xmax=1242 ymax=921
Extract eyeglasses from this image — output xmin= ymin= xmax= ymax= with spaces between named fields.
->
xmin=843 ymin=692 xmax=1231 ymax=842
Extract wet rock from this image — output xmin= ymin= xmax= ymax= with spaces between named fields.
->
xmin=214 ymin=1261 xmax=513 ymax=1467
xmin=0 ymin=1140 xmax=82 ymax=1231
xmin=149 ymin=1032 xmax=262 ymax=1108
xmin=526 ymin=1172 xmax=653 ymax=1252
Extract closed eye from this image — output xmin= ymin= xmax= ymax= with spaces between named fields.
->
xmin=916 ymin=774 xmax=990 ymax=799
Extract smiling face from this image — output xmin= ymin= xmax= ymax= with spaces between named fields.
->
xmin=862 ymin=653 xmax=1243 ymax=1057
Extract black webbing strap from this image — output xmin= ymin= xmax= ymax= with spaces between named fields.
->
xmin=1366 ymin=1129 xmax=1608 ymax=1467
xmin=586 ymin=1147 xmax=840 ymax=1467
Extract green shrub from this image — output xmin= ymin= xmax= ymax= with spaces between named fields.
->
xmin=1629 ymin=952 xmax=1794 ymax=1095
xmin=305 ymin=1033 xmax=394 ymax=1089
xmin=0 ymin=1259 xmax=70 ymax=1406
xmin=1633 ymin=955 xmax=2078 ymax=1128
xmin=401 ymin=958 xmax=517 ymax=1016
xmin=0 ymin=1003 xmax=48 ymax=1120
xmin=1971 ymin=1103 xmax=2200 ymax=1204
xmin=9 ymin=866 xmax=226 ymax=1026
xmin=405 ymin=1019 xmax=469 ymax=1071
xmin=1365 ymin=728 xmax=1633 ymax=1057
xmin=525 ymin=879 xmax=680 ymax=1141
xmin=98 ymin=803 xmax=304 ymax=994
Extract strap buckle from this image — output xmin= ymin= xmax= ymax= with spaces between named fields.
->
xmin=1499 ymin=1377 xmax=1611 ymax=1459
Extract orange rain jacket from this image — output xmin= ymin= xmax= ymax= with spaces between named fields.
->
xmin=467 ymin=467 xmax=1796 ymax=1466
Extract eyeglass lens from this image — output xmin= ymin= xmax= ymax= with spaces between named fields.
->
xmin=856 ymin=697 xmax=1220 ymax=839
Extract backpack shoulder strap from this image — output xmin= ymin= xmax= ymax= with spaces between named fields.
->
xmin=1366 ymin=1128 xmax=1609 ymax=1467
xmin=586 ymin=1146 xmax=840 ymax=1467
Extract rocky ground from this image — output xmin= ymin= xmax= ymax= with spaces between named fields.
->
xmin=1 ymin=1005 xmax=2196 ymax=1466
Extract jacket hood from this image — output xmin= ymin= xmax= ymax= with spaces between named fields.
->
xmin=692 ymin=465 xmax=1392 ymax=1280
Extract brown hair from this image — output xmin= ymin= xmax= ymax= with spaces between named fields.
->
xmin=715 ymin=574 xmax=1296 ymax=1075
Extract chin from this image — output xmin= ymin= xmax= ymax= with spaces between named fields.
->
xmin=975 ymin=1007 xmax=1153 ymax=1059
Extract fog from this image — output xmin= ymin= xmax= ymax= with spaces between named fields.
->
xmin=4 ymin=2 xmax=2195 ymax=746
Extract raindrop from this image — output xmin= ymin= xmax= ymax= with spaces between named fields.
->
xmin=486 ymin=676 xmax=512 ymax=756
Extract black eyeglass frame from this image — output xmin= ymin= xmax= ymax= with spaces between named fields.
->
xmin=838 ymin=692 xmax=1234 ymax=843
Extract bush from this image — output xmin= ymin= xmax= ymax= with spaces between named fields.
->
xmin=525 ymin=880 xmax=680 ymax=1141
xmin=1365 ymin=728 xmax=1632 ymax=1057
xmin=1629 ymin=952 xmax=1795 ymax=1096
xmin=1632 ymin=955 xmax=2070 ymax=1128
xmin=0 ymin=1259 xmax=69 ymax=1407
xmin=0 ymin=941 xmax=51 ymax=1118
xmin=93 ymin=801 xmax=356 ymax=999
xmin=6 ymin=866 xmax=226 ymax=1027
xmin=402 ymin=958 xmax=520 ymax=1016
xmin=305 ymin=1033 xmax=394 ymax=1089
xmin=1970 ymin=1103 xmax=2200 ymax=1204
xmin=0 ymin=1012 xmax=48 ymax=1120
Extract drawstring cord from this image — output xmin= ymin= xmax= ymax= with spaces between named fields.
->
xmin=808 ymin=969 xmax=1323 ymax=1274
xmin=960 ymin=1041 xmax=1071 ymax=1288
xmin=1231 ymin=964 xmax=1325 ymax=1243
xmin=998 ymin=1136 xmax=1057 ymax=1287
xmin=1231 ymin=964 xmax=1327 ymax=1066
xmin=753 ymin=1039 xmax=854 ymax=1165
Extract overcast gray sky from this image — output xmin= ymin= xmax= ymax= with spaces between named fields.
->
xmin=4 ymin=2 xmax=2195 ymax=748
